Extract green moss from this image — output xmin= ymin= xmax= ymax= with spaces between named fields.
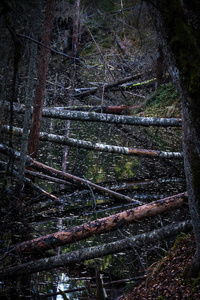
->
xmin=135 ymin=82 xmax=182 ymax=152
xmin=162 ymin=0 xmax=200 ymax=100
xmin=192 ymin=273 xmax=200 ymax=293
xmin=172 ymin=232 xmax=187 ymax=250
xmin=99 ymin=0 xmax=114 ymax=12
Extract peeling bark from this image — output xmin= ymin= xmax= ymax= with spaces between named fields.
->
xmin=54 ymin=105 xmax=130 ymax=114
xmin=7 ymin=192 xmax=187 ymax=254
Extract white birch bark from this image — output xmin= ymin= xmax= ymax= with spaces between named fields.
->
xmin=3 ymin=101 xmax=182 ymax=127
xmin=1 ymin=125 xmax=183 ymax=158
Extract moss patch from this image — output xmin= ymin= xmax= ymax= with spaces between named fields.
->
xmin=162 ymin=0 xmax=200 ymax=100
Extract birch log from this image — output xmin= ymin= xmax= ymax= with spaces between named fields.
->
xmin=1 ymin=126 xmax=183 ymax=158
xmin=0 ymin=220 xmax=191 ymax=279
xmin=3 ymin=101 xmax=182 ymax=127
xmin=8 ymin=192 xmax=187 ymax=253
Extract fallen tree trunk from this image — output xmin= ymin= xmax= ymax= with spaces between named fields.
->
xmin=3 ymin=101 xmax=182 ymax=127
xmin=8 ymin=192 xmax=187 ymax=253
xmin=71 ymin=73 xmax=142 ymax=97
xmin=115 ymin=35 xmax=130 ymax=56
xmin=1 ymin=125 xmax=183 ymax=158
xmin=73 ymin=78 xmax=156 ymax=96
xmin=53 ymin=105 xmax=131 ymax=114
xmin=0 ymin=144 xmax=141 ymax=204
xmin=0 ymin=219 xmax=191 ymax=279
xmin=119 ymin=78 xmax=156 ymax=90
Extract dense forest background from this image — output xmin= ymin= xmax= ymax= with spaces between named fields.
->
xmin=0 ymin=0 xmax=199 ymax=299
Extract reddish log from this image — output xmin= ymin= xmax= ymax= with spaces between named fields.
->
xmin=10 ymin=192 xmax=187 ymax=253
xmin=0 ymin=220 xmax=191 ymax=279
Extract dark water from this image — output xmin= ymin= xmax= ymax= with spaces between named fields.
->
xmin=1 ymin=116 xmax=187 ymax=299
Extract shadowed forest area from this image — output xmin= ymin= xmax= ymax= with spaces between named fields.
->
xmin=1 ymin=0 xmax=200 ymax=299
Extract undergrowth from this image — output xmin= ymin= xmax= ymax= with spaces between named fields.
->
xmin=137 ymin=82 xmax=182 ymax=151
xmin=141 ymin=82 xmax=181 ymax=118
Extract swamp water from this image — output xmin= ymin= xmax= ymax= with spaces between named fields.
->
xmin=1 ymin=117 xmax=187 ymax=299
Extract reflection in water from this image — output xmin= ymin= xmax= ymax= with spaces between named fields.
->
xmin=1 ymin=110 xmax=186 ymax=299
xmin=56 ymin=273 xmax=79 ymax=300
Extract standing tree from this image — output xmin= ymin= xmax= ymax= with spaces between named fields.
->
xmin=145 ymin=0 xmax=200 ymax=277
xmin=16 ymin=1 xmax=41 ymax=198
xmin=27 ymin=0 xmax=56 ymax=159
xmin=62 ymin=0 xmax=80 ymax=173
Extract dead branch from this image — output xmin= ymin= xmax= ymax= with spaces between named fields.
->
xmin=42 ymin=275 xmax=148 ymax=298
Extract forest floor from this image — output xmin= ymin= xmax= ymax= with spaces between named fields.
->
xmin=118 ymin=233 xmax=200 ymax=300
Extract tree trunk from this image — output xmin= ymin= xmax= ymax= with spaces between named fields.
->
xmin=16 ymin=3 xmax=40 ymax=197
xmin=0 ymin=50 xmax=10 ymax=134
xmin=5 ymin=101 xmax=182 ymax=127
xmin=8 ymin=192 xmax=187 ymax=254
xmin=61 ymin=0 xmax=81 ymax=174
xmin=27 ymin=0 xmax=56 ymax=159
xmin=1 ymin=125 xmax=183 ymax=159
xmin=72 ymin=72 xmax=142 ymax=98
xmin=145 ymin=0 xmax=200 ymax=277
xmin=156 ymin=44 xmax=163 ymax=87
xmin=115 ymin=34 xmax=130 ymax=57
xmin=181 ymin=0 xmax=200 ymax=278
xmin=3 ymin=25 xmax=22 ymax=190
xmin=95 ymin=262 xmax=106 ymax=300
xmin=0 ymin=220 xmax=191 ymax=279
xmin=53 ymin=105 xmax=131 ymax=114
xmin=72 ymin=0 xmax=80 ymax=60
